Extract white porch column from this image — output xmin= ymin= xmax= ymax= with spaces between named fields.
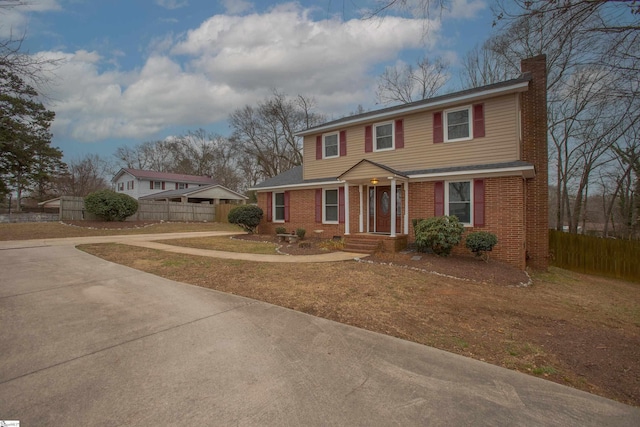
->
xmin=404 ymin=181 xmax=409 ymax=235
xmin=344 ymin=182 xmax=350 ymax=235
xmin=358 ymin=184 xmax=364 ymax=233
xmin=390 ymin=178 xmax=396 ymax=238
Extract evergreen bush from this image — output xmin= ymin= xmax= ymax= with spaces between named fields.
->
xmin=465 ymin=231 xmax=498 ymax=261
xmin=228 ymin=204 xmax=263 ymax=234
xmin=414 ymin=216 xmax=464 ymax=256
xmin=84 ymin=189 xmax=138 ymax=221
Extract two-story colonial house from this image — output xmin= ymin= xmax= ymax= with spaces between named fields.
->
xmin=251 ymin=55 xmax=548 ymax=270
xmin=112 ymin=168 xmax=247 ymax=204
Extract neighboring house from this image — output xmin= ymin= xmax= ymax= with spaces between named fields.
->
xmin=250 ymin=55 xmax=548 ymax=270
xmin=112 ymin=168 xmax=247 ymax=204
xmin=139 ymin=184 xmax=247 ymax=205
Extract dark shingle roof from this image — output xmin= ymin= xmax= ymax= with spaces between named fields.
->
xmin=250 ymin=161 xmax=534 ymax=190
xmin=250 ymin=166 xmax=338 ymax=189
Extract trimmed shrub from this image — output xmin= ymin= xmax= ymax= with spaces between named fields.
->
xmin=465 ymin=231 xmax=498 ymax=261
xmin=228 ymin=204 xmax=263 ymax=234
xmin=414 ymin=216 xmax=464 ymax=256
xmin=84 ymin=189 xmax=138 ymax=221
xmin=275 ymin=226 xmax=287 ymax=235
xmin=296 ymin=228 xmax=306 ymax=239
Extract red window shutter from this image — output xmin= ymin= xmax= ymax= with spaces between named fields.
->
xmin=162 ymin=182 xmax=165 ymax=190
xmin=316 ymin=135 xmax=322 ymax=160
xmin=185 ymin=183 xmax=188 ymax=189
xmin=395 ymin=119 xmax=404 ymax=149
xmin=339 ymin=130 xmax=347 ymax=157
xmin=473 ymin=179 xmax=485 ymax=227
xmin=433 ymin=112 xmax=443 ymax=143
xmin=284 ymin=191 xmax=290 ymax=222
xmin=131 ymin=181 xmax=134 ymax=189
xmin=473 ymin=104 xmax=485 ymax=138
xmin=365 ymin=125 xmax=373 ymax=152
xmin=175 ymin=183 xmax=178 ymax=190
xmin=266 ymin=192 xmax=273 ymax=222
xmin=315 ymin=189 xmax=322 ymax=222
xmin=150 ymin=181 xmax=153 ymax=190
xmin=434 ymin=181 xmax=444 ymax=216
xmin=339 ymin=187 xmax=345 ymax=224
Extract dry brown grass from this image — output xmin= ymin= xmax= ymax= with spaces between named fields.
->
xmin=0 ymin=221 xmax=241 ymax=240
xmin=79 ymin=243 xmax=640 ymax=407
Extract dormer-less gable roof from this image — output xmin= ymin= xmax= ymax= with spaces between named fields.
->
xmin=111 ymin=168 xmax=218 ymax=185
xmin=296 ymin=73 xmax=531 ymax=137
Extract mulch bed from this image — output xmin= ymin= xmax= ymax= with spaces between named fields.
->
xmin=235 ymin=234 xmax=531 ymax=287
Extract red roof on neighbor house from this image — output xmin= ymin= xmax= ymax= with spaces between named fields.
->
xmin=116 ymin=168 xmax=217 ymax=184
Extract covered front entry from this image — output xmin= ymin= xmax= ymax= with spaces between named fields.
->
xmin=338 ymin=159 xmax=409 ymax=237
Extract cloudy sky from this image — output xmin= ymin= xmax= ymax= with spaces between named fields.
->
xmin=4 ymin=0 xmax=493 ymax=161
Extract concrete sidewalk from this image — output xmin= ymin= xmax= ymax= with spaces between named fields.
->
xmin=0 ymin=238 xmax=639 ymax=425
xmin=0 ymin=231 xmax=366 ymax=263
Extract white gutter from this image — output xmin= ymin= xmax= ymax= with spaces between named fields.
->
xmin=408 ymin=165 xmax=535 ymax=180
xmin=296 ymin=81 xmax=530 ymax=137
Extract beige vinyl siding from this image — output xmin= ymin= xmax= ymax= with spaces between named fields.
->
xmin=303 ymin=94 xmax=520 ymax=180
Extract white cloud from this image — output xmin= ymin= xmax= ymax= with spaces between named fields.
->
xmin=221 ymin=0 xmax=253 ymax=15
xmin=0 ymin=0 xmax=61 ymax=38
xmin=444 ymin=0 xmax=486 ymax=20
xmin=155 ymin=0 xmax=188 ymax=10
xmin=44 ymin=3 xmax=443 ymax=143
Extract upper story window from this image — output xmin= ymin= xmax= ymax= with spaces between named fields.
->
xmin=118 ymin=182 xmax=124 ymax=191
xmin=446 ymin=181 xmax=472 ymax=225
xmin=274 ymin=192 xmax=285 ymax=222
xmin=323 ymin=133 xmax=339 ymax=158
xmin=153 ymin=181 xmax=162 ymax=189
xmin=444 ymin=106 xmax=472 ymax=142
xmin=178 ymin=183 xmax=186 ymax=189
xmin=374 ymin=122 xmax=394 ymax=151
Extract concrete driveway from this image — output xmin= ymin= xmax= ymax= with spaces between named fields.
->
xmin=1 ymin=236 xmax=638 ymax=426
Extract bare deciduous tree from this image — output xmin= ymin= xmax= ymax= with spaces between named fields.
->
xmin=376 ymin=56 xmax=449 ymax=105
xmin=229 ymin=90 xmax=325 ymax=180
xmin=55 ymin=154 xmax=113 ymax=197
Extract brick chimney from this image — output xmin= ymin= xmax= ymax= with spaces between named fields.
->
xmin=521 ymin=55 xmax=549 ymax=270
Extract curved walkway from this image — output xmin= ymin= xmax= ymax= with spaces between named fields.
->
xmin=0 ymin=231 xmax=366 ymax=263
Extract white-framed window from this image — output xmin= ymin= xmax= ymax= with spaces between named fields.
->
xmin=374 ymin=122 xmax=394 ymax=151
xmin=273 ymin=192 xmax=285 ymax=222
xmin=323 ymin=132 xmax=339 ymax=158
xmin=445 ymin=181 xmax=472 ymax=225
xmin=178 ymin=183 xmax=186 ymax=189
xmin=126 ymin=180 xmax=134 ymax=190
xmin=118 ymin=182 xmax=124 ymax=191
xmin=444 ymin=106 xmax=472 ymax=142
xmin=153 ymin=181 xmax=162 ymax=189
xmin=323 ymin=189 xmax=339 ymax=224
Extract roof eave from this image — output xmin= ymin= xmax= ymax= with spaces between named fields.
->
xmin=408 ymin=165 xmax=535 ymax=180
xmin=249 ymin=179 xmax=341 ymax=192
xmin=295 ymin=80 xmax=530 ymax=137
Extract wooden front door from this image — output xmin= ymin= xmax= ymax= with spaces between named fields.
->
xmin=376 ymin=186 xmax=391 ymax=233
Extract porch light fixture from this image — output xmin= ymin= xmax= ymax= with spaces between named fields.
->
xmin=370 ymin=178 xmax=379 ymax=185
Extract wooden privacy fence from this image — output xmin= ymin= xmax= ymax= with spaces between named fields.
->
xmin=215 ymin=203 xmax=234 ymax=223
xmin=59 ymin=197 xmax=220 ymax=222
xmin=549 ymin=230 xmax=640 ymax=283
